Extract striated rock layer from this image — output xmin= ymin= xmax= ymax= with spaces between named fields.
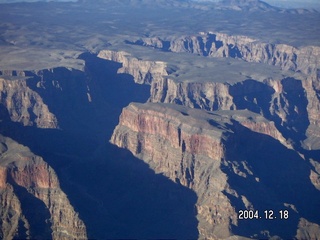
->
xmin=0 ymin=135 xmax=87 ymax=240
xmin=98 ymin=34 xmax=320 ymax=150
xmin=111 ymin=103 xmax=236 ymax=238
xmin=130 ymin=32 xmax=320 ymax=75
xmin=111 ymin=102 xmax=320 ymax=239
xmin=0 ymin=75 xmax=58 ymax=129
xmin=149 ymin=75 xmax=320 ymax=149
xmin=98 ymin=50 xmax=168 ymax=84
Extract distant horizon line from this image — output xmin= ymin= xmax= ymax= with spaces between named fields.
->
xmin=0 ymin=0 xmax=319 ymax=11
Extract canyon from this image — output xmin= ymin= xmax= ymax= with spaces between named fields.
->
xmin=0 ymin=0 xmax=320 ymax=239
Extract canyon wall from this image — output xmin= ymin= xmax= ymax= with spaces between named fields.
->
xmin=0 ymin=31 xmax=319 ymax=239
xmin=0 ymin=75 xmax=58 ymax=129
xmin=110 ymin=103 xmax=235 ymax=239
xmin=150 ymin=75 xmax=319 ymax=149
xmin=0 ymin=54 xmax=153 ymax=239
xmin=0 ymin=66 xmax=96 ymax=131
xmin=0 ymin=135 xmax=87 ymax=240
xmin=131 ymin=32 xmax=320 ymax=75
xmin=98 ymin=50 xmax=168 ymax=84
xmin=111 ymin=102 xmax=318 ymax=239
xmin=98 ymin=37 xmax=320 ymax=150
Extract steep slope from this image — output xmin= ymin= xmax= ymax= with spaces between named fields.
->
xmin=129 ymin=32 xmax=320 ymax=75
xmin=0 ymin=54 xmax=198 ymax=239
xmin=0 ymin=0 xmax=319 ymax=238
xmin=0 ymin=75 xmax=58 ymax=128
xmin=111 ymin=102 xmax=320 ymax=239
xmin=108 ymin=32 xmax=320 ymax=150
xmin=0 ymin=135 xmax=87 ymax=240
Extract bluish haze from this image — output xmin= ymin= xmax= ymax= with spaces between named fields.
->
xmin=0 ymin=0 xmax=319 ymax=5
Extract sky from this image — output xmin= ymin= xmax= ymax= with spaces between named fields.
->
xmin=0 ymin=0 xmax=319 ymax=9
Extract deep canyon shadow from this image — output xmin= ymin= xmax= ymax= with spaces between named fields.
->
xmin=0 ymin=53 xmax=199 ymax=239
xmin=229 ymin=78 xmax=310 ymax=148
xmin=222 ymin=121 xmax=320 ymax=239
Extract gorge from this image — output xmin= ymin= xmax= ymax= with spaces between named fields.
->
xmin=0 ymin=0 xmax=320 ymax=239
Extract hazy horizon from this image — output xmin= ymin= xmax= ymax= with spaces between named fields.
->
xmin=0 ymin=0 xmax=319 ymax=10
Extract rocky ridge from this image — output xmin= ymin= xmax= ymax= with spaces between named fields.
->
xmin=130 ymin=32 xmax=320 ymax=75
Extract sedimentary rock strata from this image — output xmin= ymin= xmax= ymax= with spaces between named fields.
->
xmin=130 ymin=32 xmax=320 ymax=75
xmin=111 ymin=102 xmax=320 ymax=239
xmin=0 ymin=0 xmax=319 ymax=239
xmin=0 ymin=135 xmax=87 ymax=240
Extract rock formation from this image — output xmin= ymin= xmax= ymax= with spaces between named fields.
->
xmin=0 ymin=135 xmax=87 ymax=240
xmin=98 ymin=50 xmax=168 ymax=84
xmin=107 ymin=32 xmax=320 ymax=151
xmin=129 ymin=32 xmax=320 ymax=75
xmin=0 ymin=75 xmax=58 ymax=129
xmin=111 ymin=102 xmax=320 ymax=239
xmin=0 ymin=0 xmax=319 ymax=239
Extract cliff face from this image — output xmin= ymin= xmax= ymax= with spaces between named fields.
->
xmin=111 ymin=102 xmax=319 ymax=239
xmin=0 ymin=67 xmax=91 ymax=239
xmin=98 ymin=33 xmax=320 ymax=150
xmin=130 ymin=32 xmax=320 ymax=75
xmin=0 ymin=66 xmax=97 ymax=131
xmin=0 ymin=135 xmax=87 ymax=240
xmin=0 ymin=54 xmax=154 ymax=239
xmin=98 ymin=50 xmax=168 ymax=84
xmin=0 ymin=75 xmax=58 ymax=128
xmin=111 ymin=103 xmax=234 ymax=238
xmin=150 ymin=75 xmax=318 ymax=149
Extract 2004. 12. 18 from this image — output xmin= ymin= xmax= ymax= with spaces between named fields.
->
xmin=238 ymin=210 xmax=289 ymax=220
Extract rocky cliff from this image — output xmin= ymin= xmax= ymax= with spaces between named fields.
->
xmin=129 ymin=32 xmax=320 ymax=75
xmin=0 ymin=135 xmax=87 ymax=240
xmin=0 ymin=0 xmax=319 ymax=239
xmin=0 ymin=75 xmax=58 ymax=129
xmin=98 ymin=50 xmax=168 ymax=84
xmin=111 ymin=102 xmax=320 ymax=239
xmin=102 ymin=35 xmax=320 ymax=150
xmin=150 ymin=75 xmax=320 ymax=150
xmin=110 ymin=103 xmax=236 ymax=238
xmin=0 ymin=54 xmax=153 ymax=239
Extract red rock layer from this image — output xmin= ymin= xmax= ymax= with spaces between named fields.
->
xmin=0 ymin=135 xmax=87 ymax=239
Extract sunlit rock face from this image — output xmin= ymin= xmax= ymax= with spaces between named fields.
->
xmin=131 ymin=32 xmax=320 ymax=75
xmin=98 ymin=50 xmax=168 ymax=84
xmin=149 ymin=75 xmax=318 ymax=149
xmin=0 ymin=76 xmax=58 ymax=128
xmin=111 ymin=102 xmax=320 ymax=239
xmin=0 ymin=135 xmax=87 ymax=240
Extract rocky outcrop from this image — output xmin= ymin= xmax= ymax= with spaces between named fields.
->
xmin=111 ymin=103 xmax=234 ymax=238
xmin=0 ymin=177 xmax=30 ymax=240
xmin=149 ymin=74 xmax=318 ymax=149
xmin=0 ymin=135 xmax=87 ymax=240
xmin=111 ymin=102 xmax=316 ymax=239
xmin=129 ymin=32 xmax=320 ymax=75
xmin=0 ymin=66 xmax=97 ymax=131
xmin=98 ymin=50 xmax=168 ymax=84
xmin=301 ymin=74 xmax=320 ymax=149
xmin=105 ymin=33 xmax=320 ymax=151
xmin=0 ymin=75 xmax=58 ymax=128
xmin=150 ymin=78 xmax=235 ymax=110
